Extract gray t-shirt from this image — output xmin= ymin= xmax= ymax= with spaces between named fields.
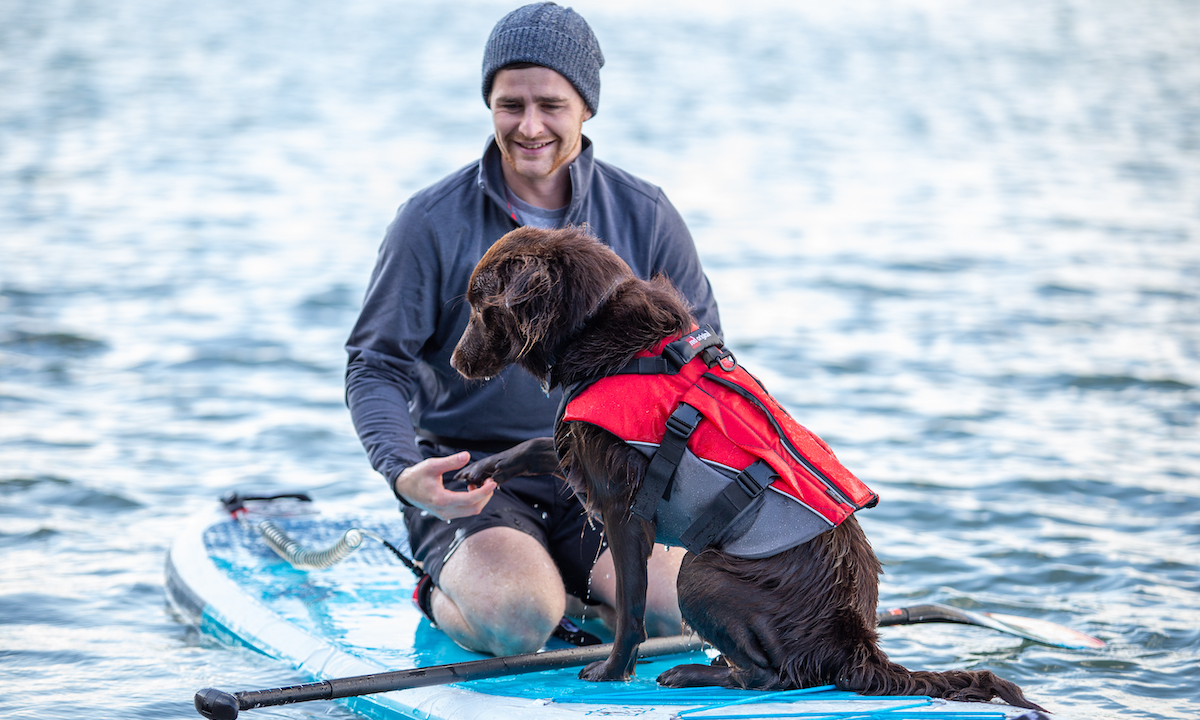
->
xmin=505 ymin=186 xmax=568 ymax=229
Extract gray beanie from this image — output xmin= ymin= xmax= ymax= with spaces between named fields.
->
xmin=482 ymin=2 xmax=605 ymax=115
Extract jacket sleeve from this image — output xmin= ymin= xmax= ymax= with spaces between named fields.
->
xmin=651 ymin=190 xmax=723 ymax=337
xmin=344 ymin=201 xmax=440 ymax=498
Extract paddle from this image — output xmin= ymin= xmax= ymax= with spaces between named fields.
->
xmin=194 ymin=634 xmax=704 ymax=720
xmin=877 ymin=603 xmax=1106 ymax=650
xmin=195 ymin=605 xmax=1102 ymax=718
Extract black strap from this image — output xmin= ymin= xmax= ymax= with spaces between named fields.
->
xmin=618 ymin=355 xmax=675 ymax=375
xmin=679 ymin=459 xmax=776 ymax=552
xmin=615 ymin=325 xmax=723 ymax=376
xmin=631 ymin=403 xmax=704 ymax=521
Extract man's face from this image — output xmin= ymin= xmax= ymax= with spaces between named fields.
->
xmin=490 ymin=66 xmax=592 ymax=189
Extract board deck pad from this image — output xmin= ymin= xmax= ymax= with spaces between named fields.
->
xmin=167 ymin=502 xmax=1042 ymax=720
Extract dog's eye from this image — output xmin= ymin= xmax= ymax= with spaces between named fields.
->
xmin=479 ymin=305 xmax=501 ymax=327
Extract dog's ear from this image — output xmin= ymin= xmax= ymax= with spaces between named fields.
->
xmin=497 ymin=254 xmax=560 ymax=355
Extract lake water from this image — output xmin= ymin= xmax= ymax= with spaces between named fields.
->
xmin=1 ymin=1 xmax=1198 ymax=718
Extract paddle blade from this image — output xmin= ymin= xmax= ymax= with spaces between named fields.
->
xmin=981 ymin=611 xmax=1107 ymax=650
xmin=877 ymin=603 xmax=1106 ymax=650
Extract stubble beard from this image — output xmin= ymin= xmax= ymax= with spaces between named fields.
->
xmin=502 ymin=132 xmax=580 ymax=186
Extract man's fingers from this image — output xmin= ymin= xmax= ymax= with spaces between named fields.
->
xmin=441 ymin=477 xmax=494 ymax=500
xmin=436 ymin=479 xmax=496 ymax=519
xmin=426 ymin=451 xmax=471 ymax=474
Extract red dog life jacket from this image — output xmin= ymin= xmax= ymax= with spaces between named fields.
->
xmin=560 ymin=326 xmax=878 ymax=558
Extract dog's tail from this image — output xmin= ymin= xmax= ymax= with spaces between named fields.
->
xmin=839 ymin=653 xmax=1047 ymax=713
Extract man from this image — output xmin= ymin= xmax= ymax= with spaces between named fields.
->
xmin=345 ymin=2 xmax=721 ymax=657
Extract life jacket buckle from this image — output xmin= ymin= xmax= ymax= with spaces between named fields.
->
xmin=735 ymin=459 xmax=775 ymax=497
xmin=664 ymin=403 xmax=704 ymax=438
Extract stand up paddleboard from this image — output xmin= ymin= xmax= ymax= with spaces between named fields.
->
xmin=166 ymin=495 xmax=1058 ymax=720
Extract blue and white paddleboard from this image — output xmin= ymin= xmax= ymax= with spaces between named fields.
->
xmin=166 ymin=497 xmax=1040 ymax=720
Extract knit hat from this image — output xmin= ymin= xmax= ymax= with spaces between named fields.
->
xmin=482 ymin=2 xmax=605 ymax=115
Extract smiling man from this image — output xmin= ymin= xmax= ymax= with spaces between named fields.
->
xmin=345 ymin=2 xmax=721 ymax=657
xmin=491 ymin=65 xmax=589 ymax=208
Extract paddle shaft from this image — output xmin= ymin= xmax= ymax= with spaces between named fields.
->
xmin=194 ymin=634 xmax=704 ymax=719
xmin=877 ymin=603 xmax=974 ymax=628
xmin=196 ymin=604 xmax=1102 ymax=718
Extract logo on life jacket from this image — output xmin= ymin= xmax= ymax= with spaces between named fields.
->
xmin=684 ymin=327 xmax=711 ymax=347
xmin=559 ymin=326 xmax=878 ymax=557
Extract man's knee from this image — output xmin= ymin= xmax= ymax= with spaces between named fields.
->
xmin=479 ymin=597 xmax=561 ymax=655
xmin=585 ymin=544 xmax=685 ymax=638
xmin=645 ymin=545 xmax=685 ymax=637
xmin=436 ymin=527 xmax=567 ymax=655
xmin=644 ymin=602 xmax=684 ymax=637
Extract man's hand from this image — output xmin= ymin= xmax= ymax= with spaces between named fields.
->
xmin=395 ymin=452 xmax=496 ymax=521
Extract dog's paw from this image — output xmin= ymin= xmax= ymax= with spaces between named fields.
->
xmin=657 ymin=663 xmax=731 ymax=688
xmin=455 ymin=455 xmax=509 ymax=485
xmin=578 ymin=658 xmax=632 ymax=682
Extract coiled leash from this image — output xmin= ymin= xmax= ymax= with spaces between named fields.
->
xmin=219 ymin=492 xmax=601 ymax=647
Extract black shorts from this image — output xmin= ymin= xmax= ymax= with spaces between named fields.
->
xmin=403 ymin=439 xmax=607 ymax=603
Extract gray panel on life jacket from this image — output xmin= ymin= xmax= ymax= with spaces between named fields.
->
xmin=630 ymin=444 xmax=834 ymax=559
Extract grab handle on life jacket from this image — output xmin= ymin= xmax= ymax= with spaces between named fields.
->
xmin=679 ymin=459 xmax=776 ymax=553
xmin=662 ymin=326 xmax=722 ymax=371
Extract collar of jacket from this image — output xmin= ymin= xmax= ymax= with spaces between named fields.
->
xmin=476 ymin=134 xmax=595 ymax=227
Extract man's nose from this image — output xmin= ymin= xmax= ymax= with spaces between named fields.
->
xmin=518 ymin=108 xmax=545 ymax=138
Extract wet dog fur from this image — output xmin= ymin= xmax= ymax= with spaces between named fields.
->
xmin=450 ymin=226 xmax=1045 ymax=711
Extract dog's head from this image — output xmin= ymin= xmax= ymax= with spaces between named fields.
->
xmin=452 ymin=226 xmax=634 ymax=382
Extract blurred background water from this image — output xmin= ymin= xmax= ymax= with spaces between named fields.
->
xmin=1 ymin=0 xmax=1198 ymax=718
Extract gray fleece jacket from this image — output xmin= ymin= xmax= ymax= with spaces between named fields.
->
xmin=345 ymin=136 xmax=721 ymax=493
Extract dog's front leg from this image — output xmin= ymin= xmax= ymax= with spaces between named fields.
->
xmin=455 ymin=437 xmax=559 ymax=485
xmin=579 ymin=502 xmax=654 ymax=682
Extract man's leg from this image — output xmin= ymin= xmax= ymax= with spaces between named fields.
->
xmin=587 ymin=543 xmax=685 ymax=637
xmin=431 ymin=525 xmax=567 ymax=656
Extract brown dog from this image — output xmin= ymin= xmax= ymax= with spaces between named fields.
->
xmin=451 ymin=226 xmax=1044 ymax=711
